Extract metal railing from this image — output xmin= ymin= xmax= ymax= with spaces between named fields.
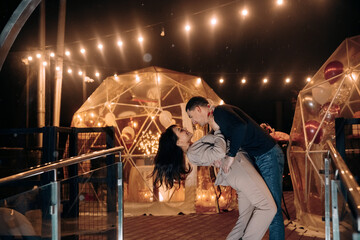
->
xmin=325 ymin=140 xmax=360 ymax=240
xmin=0 ymin=146 xmax=124 ymax=240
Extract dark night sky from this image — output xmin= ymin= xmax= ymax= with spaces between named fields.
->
xmin=0 ymin=0 xmax=360 ymax=132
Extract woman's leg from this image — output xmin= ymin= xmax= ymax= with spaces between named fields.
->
xmin=226 ymin=190 xmax=253 ymax=240
xmin=225 ymin=154 xmax=277 ymax=240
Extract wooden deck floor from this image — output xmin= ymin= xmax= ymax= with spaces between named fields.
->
xmin=123 ymin=191 xmax=326 ymax=240
xmin=265 ymin=191 xmax=325 ymax=240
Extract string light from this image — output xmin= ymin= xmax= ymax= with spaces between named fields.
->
xmin=210 ymin=17 xmax=217 ymax=26
xmin=19 ymin=2 xmax=313 ymax=90
xmin=241 ymin=8 xmax=248 ymax=17
xmin=138 ymin=130 xmax=161 ymax=155
xmin=160 ymin=27 xmax=165 ymax=37
xmin=276 ymin=0 xmax=284 ymax=6
xmin=19 ymin=0 xmax=291 ymax=68
xmin=20 ymin=50 xmax=313 ymax=88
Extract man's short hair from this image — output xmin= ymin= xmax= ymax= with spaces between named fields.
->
xmin=185 ymin=96 xmax=209 ymax=111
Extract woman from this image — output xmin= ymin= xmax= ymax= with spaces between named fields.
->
xmin=152 ymin=124 xmax=277 ymax=240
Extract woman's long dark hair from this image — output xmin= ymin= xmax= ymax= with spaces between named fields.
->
xmin=151 ymin=125 xmax=192 ymax=189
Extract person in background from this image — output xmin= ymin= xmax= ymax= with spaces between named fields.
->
xmin=186 ymin=96 xmax=285 ymax=240
xmin=152 ymin=124 xmax=276 ymax=240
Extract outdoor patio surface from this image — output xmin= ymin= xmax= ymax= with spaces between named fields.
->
xmin=123 ymin=191 xmax=326 ymax=240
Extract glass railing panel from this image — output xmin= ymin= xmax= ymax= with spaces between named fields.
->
xmin=60 ymin=162 xmax=119 ymax=239
xmin=334 ymin=181 xmax=358 ymax=239
xmin=0 ymin=182 xmax=53 ymax=239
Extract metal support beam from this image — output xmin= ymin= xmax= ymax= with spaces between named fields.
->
xmin=117 ymin=159 xmax=123 ymax=240
xmin=0 ymin=0 xmax=41 ymax=71
xmin=53 ymin=0 xmax=66 ymax=126
xmin=324 ymin=157 xmax=331 ymax=240
xmin=332 ymin=179 xmax=340 ymax=240
xmin=51 ymin=170 xmax=60 ymax=240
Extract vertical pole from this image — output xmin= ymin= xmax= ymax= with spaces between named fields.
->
xmin=67 ymin=128 xmax=79 ymax=219
xmin=25 ymin=60 xmax=30 ymax=129
xmin=324 ymin=157 xmax=331 ymax=240
xmin=117 ymin=158 xmax=123 ymax=240
xmin=37 ymin=0 xmax=46 ymax=146
xmin=51 ymin=170 xmax=60 ymax=240
xmin=331 ymin=180 xmax=340 ymax=240
xmin=53 ymin=0 xmax=66 ymax=126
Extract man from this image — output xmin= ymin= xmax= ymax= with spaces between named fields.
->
xmin=186 ymin=96 xmax=285 ymax=240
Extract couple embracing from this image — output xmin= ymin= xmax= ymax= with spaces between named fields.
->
xmin=152 ymin=96 xmax=285 ymax=240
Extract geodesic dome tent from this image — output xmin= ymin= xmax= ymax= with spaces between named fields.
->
xmin=71 ymin=66 xmax=236 ymax=215
xmin=288 ymin=36 xmax=360 ymax=230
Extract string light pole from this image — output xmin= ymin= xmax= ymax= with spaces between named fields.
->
xmin=53 ymin=0 xmax=66 ymax=127
xmin=37 ymin=1 xmax=46 ymax=148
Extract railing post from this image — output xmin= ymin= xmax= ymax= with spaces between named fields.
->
xmin=106 ymin=127 xmax=116 ymax=213
xmin=325 ymin=157 xmax=331 ymax=240
xmin=117 ymin=153 xmax=123 ymax=240
xmin=51 ymin=169 xmax=60 ymax=240
xmin=67 ymin=128 xmax=79 ymax=220
xmin=332 ymin=179 xmax=340 ymax=240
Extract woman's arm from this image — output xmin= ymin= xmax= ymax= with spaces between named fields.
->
xmin=186 ymin=131 xmax=226 ymax=166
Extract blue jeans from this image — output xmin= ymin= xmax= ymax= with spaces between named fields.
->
xmin=254 ymin=144 xmax=285 ymax=240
